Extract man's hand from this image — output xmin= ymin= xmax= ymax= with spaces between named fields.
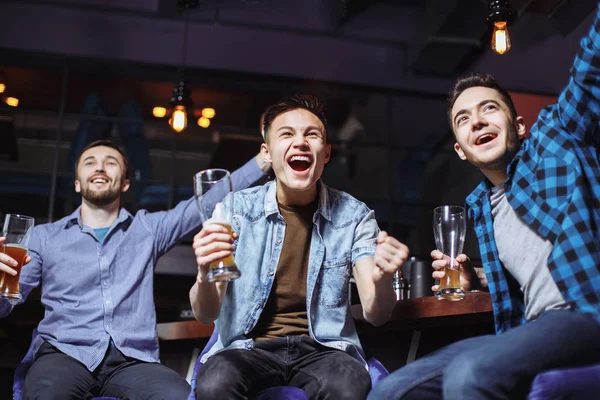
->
xmin=0 ymin=237 xmax=31 ymax=276
xmin=373 ymin=231 xmax=409 ymax=283
xmin=430 ymin=250 xmax=485 ymax=292
xmin=192 ymin=224 xmax=236 ymax=284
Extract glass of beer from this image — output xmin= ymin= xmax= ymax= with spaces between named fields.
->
xmin=0 ymin=214 xmax=35 ymax=299
xmin=433 ymin=205 xmax=466 ymax=301
xmin=194 ymin=169 xmax=241 ymax=282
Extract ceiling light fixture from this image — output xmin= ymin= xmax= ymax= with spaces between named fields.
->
xmin=487 ymin=0 xmax=515 ymax=55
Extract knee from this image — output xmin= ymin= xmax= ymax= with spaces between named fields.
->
xmin=443 ymin=352 xmax=498 ymax=396
xmin=320 ymin=370 xmax=371 ymax=400
xmin=194 ymin=356 xmax=245 ymax=399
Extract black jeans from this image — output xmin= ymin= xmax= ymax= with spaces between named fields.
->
xmin=23 ymin=341 xmax=191 ymax=400
xmin=194 ymin=336 xmax=371 ymax=400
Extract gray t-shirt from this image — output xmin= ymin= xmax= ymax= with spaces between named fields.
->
xmin=490 ymin=185 xmax=568 ymax=320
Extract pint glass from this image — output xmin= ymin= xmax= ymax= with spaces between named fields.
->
xmin=0 ymin=214 xmax=34 ymax=299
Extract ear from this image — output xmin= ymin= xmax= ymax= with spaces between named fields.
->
xmin=261 ymin=143 xmax=272 ymax=164
xmin=324 ymin=143 xmax=331 ymax=164
xmin=454 ymin=142 xmax=467 ymax=161
xmin=121 ymin=179 xmax=131 ymax=193
xmin=515 ymin=116 xmax=528 ymax=139
xmin=74 ymin=179 xmax=81 ymax=193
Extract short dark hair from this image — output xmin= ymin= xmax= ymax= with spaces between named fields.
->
xmin=447 ymin=73 xmax=517 ymax=128
xmin=76 ymin=140 xmax=129 ymax=179
xmin=262 ymin=94 xmax=327 ymax=142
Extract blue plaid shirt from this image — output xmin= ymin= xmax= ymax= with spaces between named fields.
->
xmin=467 ymin=6 xmax=600 ymax=334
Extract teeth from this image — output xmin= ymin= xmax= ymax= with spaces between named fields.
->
xmin=290 ymin=155 xmax=310 ymax=162
xmin=92 ymin=178 xmax=107 ymax=183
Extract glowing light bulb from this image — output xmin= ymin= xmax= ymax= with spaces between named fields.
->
xmin=169 ymin=105 xmax=187 ymax=133
xmin=152 ymin=107 xmax=167 ymax=118
xmin=0 ymin=83 xmax=5 ymax=94
xmin=5 ymin=97 xmax=19 ymax=107
xmin=492 ymin=21 xmax=511 ymax=54
xmin=197 ymin=117 xmax=210 ymax=128
xmin=201 ymin=108 xmax=215 ymax=119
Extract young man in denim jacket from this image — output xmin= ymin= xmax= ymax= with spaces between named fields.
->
xmin=369 ymin=5 xmax=600 ymax=400
xmin=190 ymin=95 xmax=409 ymax=399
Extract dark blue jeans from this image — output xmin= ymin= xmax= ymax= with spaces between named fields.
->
xmin=368 ymin=310 xmax=600 ymax=400
xmin=195 ymin=335 xmax=371 ymax=400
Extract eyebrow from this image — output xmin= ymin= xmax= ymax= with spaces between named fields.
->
xmin=276 ymin=125 xmax=324 ymax=133
xmin=81 ymin=155 xmax=121 ymax=164
xmin=453 ymin=99 xmax=501 ymax=125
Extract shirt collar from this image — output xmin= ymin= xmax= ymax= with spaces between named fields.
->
xmin=263 ymin=180 xmax=332 ymax=221
xmin=64 ymin=206 xmax=133 ymax=229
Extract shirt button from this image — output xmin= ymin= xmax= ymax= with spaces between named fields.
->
xmin=246 ymin=343 xmax=252 ymax=349
xmin=103 ymin=281 xmax=108 ymax=286
xmin=276 ymin=239 xmax=282 ymax=244
xmin=105 ymin=300 xmax=111 ymax=305
xmin=269 ymin=271 xmax=274 ymax=276
xmin=106 ymin=324 xmax=112 ymax=330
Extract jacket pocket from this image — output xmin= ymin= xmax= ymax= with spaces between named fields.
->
xmin=318 ymin=254 xmax=351 ymax=308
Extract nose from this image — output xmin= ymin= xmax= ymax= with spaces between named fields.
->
xmin=470 ymin=112 xmax=487 ymax=131
xmin=292 ymin=133 xmax=308 ymax=147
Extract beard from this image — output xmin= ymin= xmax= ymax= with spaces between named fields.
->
xmin=80 ymin=181 xmax=122 ymax=206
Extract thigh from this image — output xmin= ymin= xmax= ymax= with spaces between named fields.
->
xmin=290 ymin=348 xmax=371 ymax=400
xmin=444 ymin=310 xmax=600 ymax=398
xmin=101 ymin=361 xmax=191 ymax=400
xmin=23 ymin=342 xmax=98 ymax=400
xmin=368 ymin=334 xmax=493 ymax=400
xmin=195 ymin=348 xmax=285 ymax=400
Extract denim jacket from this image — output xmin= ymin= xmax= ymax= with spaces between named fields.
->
xmin=202 ymin=180 xmax=379 ymax=366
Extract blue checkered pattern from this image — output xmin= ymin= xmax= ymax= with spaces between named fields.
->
xmin=466 ymin=5 xmax=600 ymax=334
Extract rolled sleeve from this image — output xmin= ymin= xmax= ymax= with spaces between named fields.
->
xmin=351 ymin=209 xmax=379 ymax=265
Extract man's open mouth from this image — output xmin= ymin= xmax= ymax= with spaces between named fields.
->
xmin=288 ymin=155 xmax=312 ymax=172
xmin=475 ymin=133 xmax=498 ymax=145
xmin=89 ymin=176 xmax=109 ymax=184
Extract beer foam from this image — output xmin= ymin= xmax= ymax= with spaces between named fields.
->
xmin=3 ymin=244 xmax=27 ymax=251
xmin=204 ymin=218 xmax=231 ymax=227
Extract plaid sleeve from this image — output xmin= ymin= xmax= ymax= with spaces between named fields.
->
xmin=554 ymin=4 xmax=600 ymax=142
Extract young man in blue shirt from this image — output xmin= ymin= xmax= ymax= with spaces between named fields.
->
xmin=0 ymin=140 xmax=269 ymax=399
xmin=369 ymin=5 xmax=600 ymax=400
xmin=190 ymin=95 xmax=409 ymax=399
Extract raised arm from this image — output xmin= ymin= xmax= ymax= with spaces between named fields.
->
xmin=149 ymin=153 xmax=269 ymax=256
xmin=554 ymin=5 xmax=600 ymax=142
xmin=352 ymin=211 xmax=409 ymax=326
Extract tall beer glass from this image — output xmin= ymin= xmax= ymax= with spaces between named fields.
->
xmin=433 ymin=206 xmax=466 ymax=301
xmin=0 ymin=214 xmax=35 ymax=299
xmin=194 ymin=169 xmax=241 ymax=282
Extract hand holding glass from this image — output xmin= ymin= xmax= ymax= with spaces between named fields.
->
xmin=0 ymin=214 xmax=35 ymax=299
xmin=433 ymin=206 xmax=466 ymax=301
xmin=194 ymin=169 xmax=241 ymax=282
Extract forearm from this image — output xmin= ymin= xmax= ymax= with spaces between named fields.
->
xmin=358 ymin=274 xmax=397 ymax=326
xmin=189 ymin=280 xmax=226 ymax=324
xmin=473 ymin=266 xmax=489 ymax=291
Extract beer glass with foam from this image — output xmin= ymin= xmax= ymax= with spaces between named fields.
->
xmin=433 ymin=206 xmax=466 ymax=301
xmin=194 ymin=169 xmax=241 ymax=282
xmin=0 ymin=214 xmax=34 ymax=299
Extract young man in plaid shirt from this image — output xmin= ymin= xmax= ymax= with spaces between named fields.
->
xmin=369 ymin=4 xmax=600 ymax=400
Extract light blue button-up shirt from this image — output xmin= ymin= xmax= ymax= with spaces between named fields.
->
xmin=203 ymin=180 xmax=379 ymax=366
xmin=0 ymin=158 xmax=264 ymax=371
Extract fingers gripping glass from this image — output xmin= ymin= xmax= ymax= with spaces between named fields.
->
xmin=433 ymin=206 xmax=466 ymax=301
xmin=194 ymin=169 xmax=241 ymax=282
xmin=0 ymin=214 xmax=35 ymax=299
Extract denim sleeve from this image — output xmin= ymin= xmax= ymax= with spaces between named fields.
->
xmin=552 ymin=4 xmax=600 ymax=142
xmin=0 ymin=225 xmax=43 ymax=318
xmin=351 ymin=209 xmax=379 ymax=265
xmin=147 ymin=157 xmax=264 ymax=256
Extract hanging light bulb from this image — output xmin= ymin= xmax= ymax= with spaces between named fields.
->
xmin=491 ymin=21 xmax=511 ymax=54
xmin=201 ymin=108 xmax=215 ymax=119
xmin=170 ymin=105 xmax=188 ymax=133
xmin=153 ymin=107 xmax=167 ymax=118
xmin=5 ymin=97 xmax=19 ymax=107
xmin=197 ymin=116 xmax=210 ymax=128
xmin=0 ymin=83 xmax=5 ymax=94
xmin=487 ymin=0 xmax=515 ymax=55
xmin=169 ymin=81 xmax=193 ymax=133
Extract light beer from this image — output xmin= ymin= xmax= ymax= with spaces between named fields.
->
xmin=437 ymin=268 xmax=464 ymax=301
xmin=205 ymin=218 xmax=240 ymax=281
xmin=0 ymin=244 xmax=27 ymax=299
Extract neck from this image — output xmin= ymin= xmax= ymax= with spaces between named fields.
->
xmin=80 ymin=198 xmax=121 ymax=228
xmin=276 ymin=181 xmax=318 ymax=207
xmin=481 ymin=168 xmax=508 ymax=187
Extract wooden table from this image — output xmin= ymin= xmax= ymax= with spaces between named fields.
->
xmin=353 ymin=292 xmax=494 ymax=371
